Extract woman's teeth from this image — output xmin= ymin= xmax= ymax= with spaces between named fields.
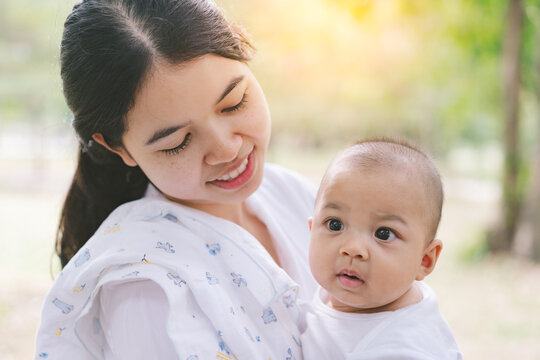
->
xmin=216 ymin=157 xmax=248 ymax=181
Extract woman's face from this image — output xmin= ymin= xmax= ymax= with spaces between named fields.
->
xmin=113 ymin=55 xmax=271 ymax=214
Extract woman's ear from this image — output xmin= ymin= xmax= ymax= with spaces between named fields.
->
xmin=91 ymin=133 xmax=138 ymax=167
xmin=415 ymin=238 xmax=443 ymax=281
xmin=308 ymin=217 xmax=313 ymax=232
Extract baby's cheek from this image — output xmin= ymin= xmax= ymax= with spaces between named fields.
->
xmin=308 ymin=247 xmax=324 ymax=275
xmin=314 ymin=245 xmax=335 ymax=279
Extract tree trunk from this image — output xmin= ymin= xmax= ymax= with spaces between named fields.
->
xmin=490 ymin=0 xmax=524 ymax=252
xmin=513 ymin=133 xmax=540 ymax=260
xmin=513 ymin=26 xmax=540 ymax=261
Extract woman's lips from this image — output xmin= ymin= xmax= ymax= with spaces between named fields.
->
xmin=215 ymin=157 xmax=249 ymax=181
xmin=209 ymin=151 xmax=255 ymax=190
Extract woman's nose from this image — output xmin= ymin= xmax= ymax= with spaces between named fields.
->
xmin=203 ymin=123 xmax=242 ymax=165
xmin=340 ymin=234 xmax=369 ymax=260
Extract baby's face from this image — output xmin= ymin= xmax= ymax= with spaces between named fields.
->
xmin=309 ymin=162 xmax=434 ymax=313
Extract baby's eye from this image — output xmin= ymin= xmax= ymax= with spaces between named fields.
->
xmin=374 ymin=227 xmax=396 ymax=241
xmin=325 ymin=218 xmax=344 ymax=232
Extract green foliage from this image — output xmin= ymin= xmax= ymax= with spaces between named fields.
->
xmin=2 ymin=0 xmax=539 ymax=159
xmin=223 ymin=0 xmax=521 ymax=152
xmin=458 ymin=229 xmax=490 ymax=263
xmin=522 ymin=1 xmax=540 ymax=91
xmin=0 ymin=0 xmax=75 ymax=127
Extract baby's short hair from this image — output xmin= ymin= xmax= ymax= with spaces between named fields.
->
xmin=320 ymin=137 xmax=444 ymax=241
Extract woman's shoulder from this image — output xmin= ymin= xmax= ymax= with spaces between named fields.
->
xmin=94 ymin=195 xmax=195 ymax=238
xmin=67 ymin=197 xmax=204 ymax=271
xmin=99 ymin=196 xmax=170 ymax=226
xmin=261 ymin=163 xmax=317 ymax=201
xmin=263 ymin=163 xmax=315 ymax=185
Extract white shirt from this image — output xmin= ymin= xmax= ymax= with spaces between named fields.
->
xmin=301 ymin=281 xmax=462 ymax=360
xmin=35 ymin=164 xmax=317 ymax=360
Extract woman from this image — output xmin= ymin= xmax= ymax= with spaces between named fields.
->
xmin=35 ymin=0 xmax=317 ymax=359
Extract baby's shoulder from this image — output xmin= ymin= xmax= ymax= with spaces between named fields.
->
xmin=355 ymin=302 xmax=461 ymax=359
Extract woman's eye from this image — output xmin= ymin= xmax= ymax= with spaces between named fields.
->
xmin=325 ymin=218 xmax=344 ymax=232
xmin=374 ymin=227 xmax=396 ymax=241
xmin=162 ymin=133 xmax=192 ymax=155
xmin=222 ymin=93 xmax=248 ymax=113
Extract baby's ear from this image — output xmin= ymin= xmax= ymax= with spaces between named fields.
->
xmin=416 ymin=239 xmax=443 ymax=281
xmin=307 ymin=217 xmax=313 ymax=232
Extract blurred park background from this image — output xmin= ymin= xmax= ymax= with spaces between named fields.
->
xmin=1 ymin=0 xmax=540 ymax=358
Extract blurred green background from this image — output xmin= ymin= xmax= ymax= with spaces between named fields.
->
xmin=1 ymin=0 xmax=540 ymax=359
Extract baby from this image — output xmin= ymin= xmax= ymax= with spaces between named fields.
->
xmin=301 ymin=138 xmax=462 ymax=359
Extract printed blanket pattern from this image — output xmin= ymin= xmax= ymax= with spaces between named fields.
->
xmin=35 ymin=198 xmax=302 ymax=360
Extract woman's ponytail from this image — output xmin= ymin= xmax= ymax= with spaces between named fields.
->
xmin=56 ymin=144 xmax=147 ymax=267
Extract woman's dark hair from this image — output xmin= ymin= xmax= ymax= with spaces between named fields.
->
xmin=57 ymin=0 xmax=254 ymax=267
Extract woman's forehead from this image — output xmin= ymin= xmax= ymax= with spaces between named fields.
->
xmin=126 ymin=55 xmax=249 ymax=128
xmin=142 ymin=55 xmax=248 ymax=100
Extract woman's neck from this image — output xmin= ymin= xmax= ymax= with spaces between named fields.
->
xmin=195 ymin=201 xmax=280 ymax=266
xmin=168 ymin=197 xmax=280 ymax=265
xmin=196 ymin=201 xmax=250 ymax=226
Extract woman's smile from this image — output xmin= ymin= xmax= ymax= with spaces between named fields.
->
xmin=209 ymin=150 xmax=256 ymax=190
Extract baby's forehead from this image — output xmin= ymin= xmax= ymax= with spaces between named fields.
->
xmin=341 ymin=144 xmax=418 ymax=166
xmin=316 ymin=148 xmax=435 ymax=207
xmin=315 ymin=140 xmax=443 ymax=239
xmin=320 ymin=160 xmax=422 ymax=195
xmin=325 ymin=150 xmax=420 ymax=181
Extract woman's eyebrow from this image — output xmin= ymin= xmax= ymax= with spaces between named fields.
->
xmin=145 ymin=123 xmax=188 ymax=146
xmin=215 ymin=75 xmax=244 ymax=105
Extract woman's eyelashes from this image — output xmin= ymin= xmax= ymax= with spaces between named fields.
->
xmin=162 ymin=133 xmax=192 ymax=155
xmin=222 ymin=93 xmax=248 ymax=113
xmin=159 ymin=92 xmax=247 ymax=156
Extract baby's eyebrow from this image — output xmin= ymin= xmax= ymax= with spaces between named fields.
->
xmin=375 ymin=212 xmax=407 ymax=225
xmin=321 ymin=201 xmax=349 ymax=211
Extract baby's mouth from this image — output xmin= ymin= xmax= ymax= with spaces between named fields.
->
xmin=337 ymin=270 xmax=365 ymax=288
xmin=338 ymin=270 xmax=362 ymax=279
